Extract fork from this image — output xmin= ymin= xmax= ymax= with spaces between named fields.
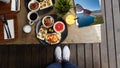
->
xmin=1 ymin=15 xmax=12 ymax=39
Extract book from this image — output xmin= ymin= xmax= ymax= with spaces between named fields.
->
xmin=74 ymin=0 xmax=104 ymax=27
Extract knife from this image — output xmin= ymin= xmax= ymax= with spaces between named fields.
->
xmin=1 ymin=15 xmax=12 ymax=38
xmin=4 ymin=24 xmax=10 ymax=39
xmin=15 ymin=0 xmax=18 ymax=11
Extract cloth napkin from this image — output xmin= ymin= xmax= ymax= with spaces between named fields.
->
xmin=11 ymin=0 xmax=20 ymax=11
xmin=3 ymin=19 xmax=15 ymax=39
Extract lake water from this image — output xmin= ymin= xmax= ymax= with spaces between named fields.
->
xmin=77 ymin=13 xmax=95 ymax=27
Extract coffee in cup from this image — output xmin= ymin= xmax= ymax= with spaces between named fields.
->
xmin=27 ymin=11 xmax=39 ymax=25
xmin=28 ymin=0 xmax=40 ymax=11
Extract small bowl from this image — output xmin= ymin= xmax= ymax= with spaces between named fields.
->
xmin=42 ymin=16 xmax=54 ymax=28
xmin=28 ymin=0 xmax=40 ymax=12
xmin=23 ymin=25 xmax=32 ymax=33
xmin=53 ymin=21 xmax=65 ymax=33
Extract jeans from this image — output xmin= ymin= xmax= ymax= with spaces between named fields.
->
xmin=47 ymin=61 xmax=78 ymax=68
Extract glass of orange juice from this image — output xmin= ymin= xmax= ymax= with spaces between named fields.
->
xmin=65 ymin=14 xmax=76 ymax=25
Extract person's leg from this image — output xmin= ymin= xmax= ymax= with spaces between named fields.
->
xmin=46 ymin=46 xmax=62 ymax=68
xmin=62 ymin=46 xmax=79 ymax=68
xmin=63 ymin=61 xmax=78 ymax=68
xmin=46 ymin=62 xmax=62 ymax=68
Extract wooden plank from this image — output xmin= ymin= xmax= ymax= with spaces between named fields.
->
xmin=0 ymin=46 xmax=9 ymax=68
xmin=77 ymin=44 xmax=85 ymax=68
xmin=69 ymin=44 xmax=77 ymax=65
xmin=100 ymin=0 xmax=109 ymax=68
xmin=112 ymin=0 xmax=120 ymax=67
xmin=93 ymin=43 xmax=101 ymax=68
xmin=8 ymin=46 xmax=16 ymax=68
xmin=16 ymin=46 xmax=25 ymax=68
xmin=104 ymin=0 xmax=117 ymax=67
xmin=23 ymin=45 xmax=32 ymax=68
xmin=85 ymin=44 xmax=93 ymax=68
xmin=31 ymin=45 xmax=40 ymax=68
xmin=46 ymin=46 xmax=54 ymax=65
xmin=100 ymin=22 xmax=109 ymax=68
xmin=0 ymin=46 xmax=1 ymax=67
xmin=40 ymin=46 xmax=47 ymax=68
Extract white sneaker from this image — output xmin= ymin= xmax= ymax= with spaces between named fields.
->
xmin=55 ymin=46 xmax=62 ymax=61
xmin=63 ymin=46 xmax=70 ymax=61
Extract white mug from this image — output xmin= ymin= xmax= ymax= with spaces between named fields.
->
xmin=0 ymin=0 xmax=10 ymax=3
xmin=27 ymin=11 xmax=39 ymax=25
xmin=28 ymin=0 xmax=40 ymax=11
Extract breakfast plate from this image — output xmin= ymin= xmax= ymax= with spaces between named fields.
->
xmin=36 ymin=14 xmax=68 ymax=45
xmin=25 ymin=0 xmax=55 ymax=14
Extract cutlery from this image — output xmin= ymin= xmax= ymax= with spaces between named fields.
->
xmin=1 ymin=15 xmax=10 ymax=39
xmin=15 ymin=0 xmax=18 ymax=11
xmin=1 ymin=15 xmax=12 ymax=39
xmin=4 ymin=24 xmax=10 ymax=38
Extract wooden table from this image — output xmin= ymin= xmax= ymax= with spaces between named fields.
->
xmin=1 ymin=0 xmax=101 ymax=44
xmin=0 ymin=0 xmax=120 ymax=68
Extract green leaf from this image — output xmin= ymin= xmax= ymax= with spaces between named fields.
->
xmin=54 ymin=0 xmax=72 ymax=16
xmin=66 ymin=0 xmax=70 ymax=5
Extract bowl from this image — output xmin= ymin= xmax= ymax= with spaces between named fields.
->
xmin=53 ymin=21 xmax=65 ymax=33
xmin=23 ymin=25 xmax=32 ymax=33
xmin=42 ymin=16 xmax=54 ymax=28
xmin=28 ymin=0 xmax=40 ymax=11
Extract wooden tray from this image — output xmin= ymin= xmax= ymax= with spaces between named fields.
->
xmin=0 ymin=1 xmax=11 ymax=14
xmin=0 ymin=13 xmax=18 ymax=42
xmin=0 ymin=0 xmax=20 ymax=14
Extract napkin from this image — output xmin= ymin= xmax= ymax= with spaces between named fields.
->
xmin=3 ymin=19 xmax=15 ymax=39
xmin=11 ymin=0 xmax=20 ymax=11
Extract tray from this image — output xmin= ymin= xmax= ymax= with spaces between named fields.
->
xmin=0 ymin=0 xmax=20 ymax=14
xmin=24 ymin=0 xmax=55 ymax=14
xmin=36 ymin=14 xmax=68 ymax=46
xmin=0 ymin=13 xmax=18 ymax=42
xmin=0 ymin=1 xmax=11 ymax=14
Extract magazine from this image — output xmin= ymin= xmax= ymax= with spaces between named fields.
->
xmin=74 ymin=0 xmax=104 ymax=27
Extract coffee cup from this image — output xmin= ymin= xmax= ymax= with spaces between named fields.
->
xmin=28 ymin=0 xmax=40 ymax=11
xmin=27 ymin=11 xmax=39 ymax=25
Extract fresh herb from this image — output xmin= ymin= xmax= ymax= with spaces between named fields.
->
xmin=54 ymin=0 xmax=73 ymax=18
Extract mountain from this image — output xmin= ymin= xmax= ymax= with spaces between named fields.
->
xmin=92 ymin=10 xmax=101 ymax=13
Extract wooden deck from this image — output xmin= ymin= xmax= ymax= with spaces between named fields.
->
xmin=0 ymin=0 xmax=120 ymax=68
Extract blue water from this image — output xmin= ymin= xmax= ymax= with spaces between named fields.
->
xmin=77 ymin=13 xmax=95 ymax=27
